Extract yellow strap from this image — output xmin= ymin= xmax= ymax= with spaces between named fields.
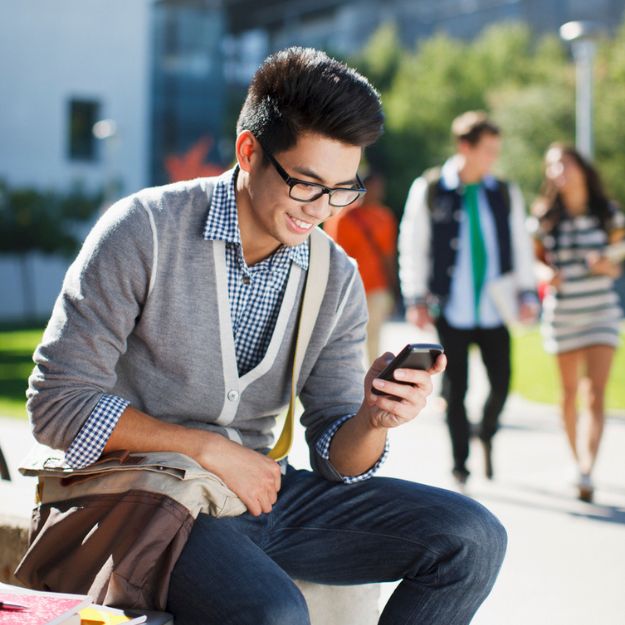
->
xmin=267 ymin=387 xmax=296 ymax=461
xmin=268 ymin=228 xmax=330 ymax=460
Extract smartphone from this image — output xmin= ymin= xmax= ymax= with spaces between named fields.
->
xmin=372 ymin=342 xmax=444 ymax=397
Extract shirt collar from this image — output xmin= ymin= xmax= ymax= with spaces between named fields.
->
xmin=203 ymin=166 xmax=309 ymax=270
xmin=440 ymin=155 xmax=498 ymax=192
xmin=203 ymin=167 xmax=240 ymax=245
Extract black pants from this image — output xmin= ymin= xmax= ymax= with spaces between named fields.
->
xmin=436 ymin=315 xmax=511 ymax=472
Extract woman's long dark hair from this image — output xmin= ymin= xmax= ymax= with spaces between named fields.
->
xmin=533 ymin=143 xmax=612 ymax=234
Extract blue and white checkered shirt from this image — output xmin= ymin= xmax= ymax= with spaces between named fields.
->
xmin=65 ymin=168 xmax=387 ymax=482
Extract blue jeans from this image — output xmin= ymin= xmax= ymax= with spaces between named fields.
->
xmin=167 ymin=466 xmax=507 ymax=624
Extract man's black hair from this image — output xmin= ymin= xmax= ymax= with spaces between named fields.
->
xmin=236 ymin=47 xmax=384 ymax=157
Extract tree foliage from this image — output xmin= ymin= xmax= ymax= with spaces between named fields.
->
xmin=350 ymin=20 xmax=625 ymax=218
xmin=595 ymin=22 xmax=625 ymax=205
xmin=0 ymin=181 xmax=102 ymax=258
xmin=0 ymin=181 xmax=102 ymax=317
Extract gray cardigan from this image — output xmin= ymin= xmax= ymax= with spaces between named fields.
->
xmin=27 ymin=176 xmax=368 ymax=481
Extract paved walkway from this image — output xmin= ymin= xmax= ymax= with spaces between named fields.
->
xmin=1 ymin=320 xmax=624 ymax=624
xmin=372 ymin=322 xmax=625 ymax=625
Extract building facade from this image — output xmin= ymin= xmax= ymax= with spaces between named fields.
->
xmin=1 ymin=0 xmax=623 ymax=320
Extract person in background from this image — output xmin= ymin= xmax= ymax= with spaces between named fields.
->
xmin=399 ymin=111 xmax=538 ymax=487
xmin=324 ymin=170 xmax=398 ymax=362
xmin=531 ymin=143 xmax=624 ymax=502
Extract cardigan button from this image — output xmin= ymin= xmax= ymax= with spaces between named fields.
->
xmin=227 ymin=390 xmax=240 ymax=402
xmin=450 ymin=237 xmax=459 ymax=250
xmin=453 ymin=210 xmax=463 ymax=221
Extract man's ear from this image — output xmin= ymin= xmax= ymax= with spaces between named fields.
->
xmin=236 ymin=131 xmax=260 ymax=174
xmin=457 ymin=139 xmax=472 ymax=157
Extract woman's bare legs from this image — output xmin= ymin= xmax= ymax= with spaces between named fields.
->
xmin=555 ymin=350 xmax=582 ymax=464
xmin=556 ymin=345 xmax=615 ymax=501
xmin=580 ymin=345 xmax=615 ymax=474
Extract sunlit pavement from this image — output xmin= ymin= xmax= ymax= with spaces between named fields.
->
xmin=1 ymin=320 xmax=624 ymax=625
xmin=329 ymin=320 xmax=624 ymax=625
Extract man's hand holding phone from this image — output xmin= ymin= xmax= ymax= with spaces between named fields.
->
xmin=365 ymin=343 xmax=446 ymax=429
xmin=328 ymin=343 xmax=447 ymax=477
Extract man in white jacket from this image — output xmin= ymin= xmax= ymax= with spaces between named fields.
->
xmin=399 ymin=111 xmax=537 ymax=485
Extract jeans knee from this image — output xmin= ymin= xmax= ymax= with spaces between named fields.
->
xmin=457 ymin=498 xmax=507 ymax=580
xmin=427 ymin=494 xmax=507 ymax=590
xmin=253 ymin=583 xmax=310 ymax=625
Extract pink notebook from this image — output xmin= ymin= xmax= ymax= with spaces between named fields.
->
xmin=0 ymin=590 xmax=91 ymax=625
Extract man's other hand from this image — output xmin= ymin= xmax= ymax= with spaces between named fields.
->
xmin=198 ymin=437 xmax=282 ymax=517
xmin=405 ymin=304 xmax=433 ymax=329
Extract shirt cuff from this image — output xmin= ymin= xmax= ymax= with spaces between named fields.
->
xmin=64 ymin=394 xmax=129 ymax=468
xmin=519 ymin=289 xmax=539 ymax=306
xmin=315 ymin=414 xmax=389 ymax=484
xmin=403 ymin=295 xmax=428 ymax=308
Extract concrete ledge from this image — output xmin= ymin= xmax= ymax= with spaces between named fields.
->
xmin=295 ymin=580 xmax=380 ymax=625
xmin=0 ymin=514 xmax=29 ymax=587
xmin=0 ymin=517 xmax=379 ymax=624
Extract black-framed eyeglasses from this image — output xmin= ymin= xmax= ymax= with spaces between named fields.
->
xmin=261 ymin=145 xmax=366 ymax=208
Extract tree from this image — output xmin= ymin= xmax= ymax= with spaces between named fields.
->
xmin=488 ymin=32 xmax=574 ymax=206
xmin=0 ymin=181 xmax=102 ymax=318
xmin=350 ymin=22 xmax=402 ymax=93
xmin=594 ymin=22 xmax=625 ymax=205
xmin=348 ymin=22 xmax=590 ymax=216
xmin=490 ymin=83 xmax=574 ymax=205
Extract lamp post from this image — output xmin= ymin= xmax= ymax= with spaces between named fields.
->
xmin=559 ymin=21 xmax=603 ymax=160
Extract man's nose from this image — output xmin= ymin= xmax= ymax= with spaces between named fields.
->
xmin=302 ymin=194 xmax=332 ymax=220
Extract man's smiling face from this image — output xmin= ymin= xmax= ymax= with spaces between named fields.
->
xmin=237 ymin=131 xmax=362 ymax=264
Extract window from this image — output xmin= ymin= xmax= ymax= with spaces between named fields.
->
xmin=68 ymin=99 xmax=99 ymax=161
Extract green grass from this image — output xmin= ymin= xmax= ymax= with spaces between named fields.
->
xmin=0 ymin=326 xmax=44 ymax=419
xmin=510 ymin=326 xmax=625 ymax=411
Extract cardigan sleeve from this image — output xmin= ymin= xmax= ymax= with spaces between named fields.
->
xmin=27 ymin=197 xmax=155 ymax=451
xmin=298 ymin=264 xmax=378 ymax=481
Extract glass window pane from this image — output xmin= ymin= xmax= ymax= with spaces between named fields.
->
xmin=68 ymin=99 xmax=99 ymax=161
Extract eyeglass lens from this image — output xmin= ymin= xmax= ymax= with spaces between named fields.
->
xmin=289 ymin=182 xmax=361 ymax=207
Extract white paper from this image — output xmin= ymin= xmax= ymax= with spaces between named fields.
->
xmin=486 ymin=272 xmax=519 ymax=326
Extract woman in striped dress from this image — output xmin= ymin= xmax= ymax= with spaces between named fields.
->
xmin=532 ymin=144 xmax=624 ymax=502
